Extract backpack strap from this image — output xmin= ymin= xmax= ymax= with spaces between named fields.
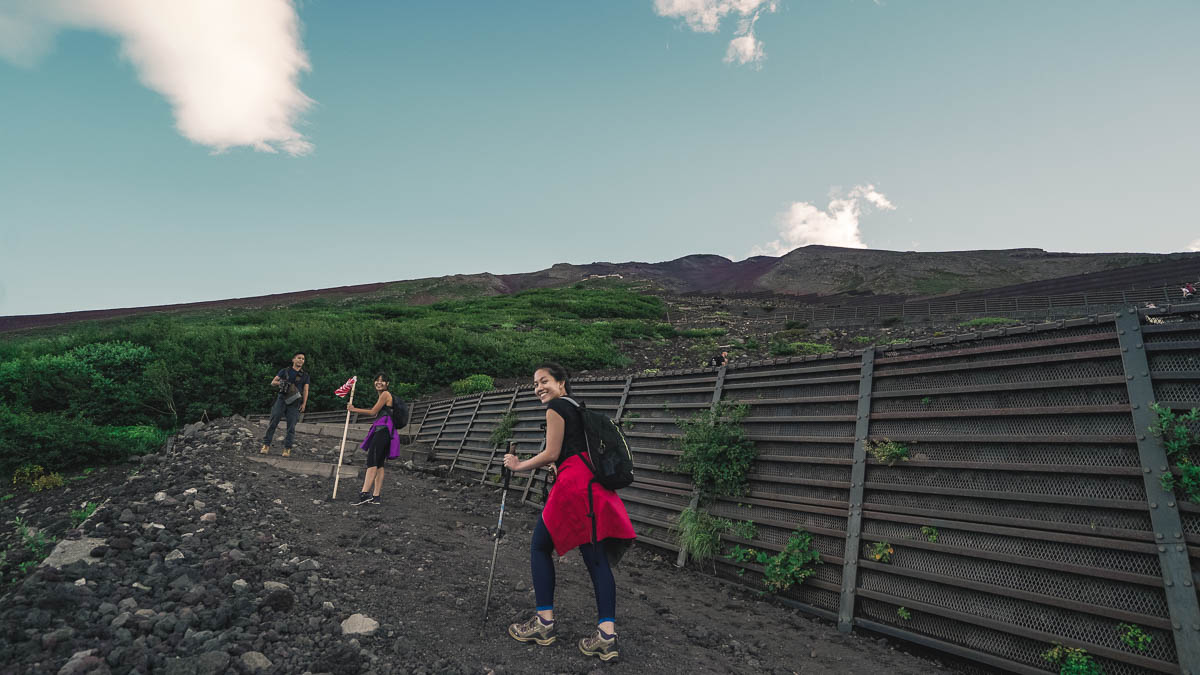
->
xmin=563 ymin=397 xmax=600 ymax=546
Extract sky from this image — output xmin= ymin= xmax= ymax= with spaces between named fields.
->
xmin=1 ymin=0 xmax=1197 ymax=316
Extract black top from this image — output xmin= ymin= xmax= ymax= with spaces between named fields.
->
xmin=547 ymin=397 xmax=587 ymax=468
xmin=276 ymin=368 xmax=311 ymax=399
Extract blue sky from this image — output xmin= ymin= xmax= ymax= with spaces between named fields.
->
xmin=1 ymin=0 xmax=1197 ymax=316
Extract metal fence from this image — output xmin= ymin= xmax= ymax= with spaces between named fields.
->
xmin=413 ymin=305 xmax=1200 ymax=675
xmin=673 ymin=286 xmax=1194 ymax=328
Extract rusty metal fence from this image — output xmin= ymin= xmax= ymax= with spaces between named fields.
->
xmin=673 ymin=286 xmax=1195 ymax=328
xmin=412 ymin=305 xmax=1200 ymax=675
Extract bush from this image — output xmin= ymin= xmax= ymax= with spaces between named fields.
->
xmin=784 ymin=320 xmax=807 ymax=330
xmin=958 ymin=317 xmax=1021 ymax=328
xmin=488 ymin=411 xmax=518 ymax=447
xmin=31 ymin=472 xmax=65 ymax=492
xmin=0 ymin=406 xmax=137 ymax=478
xmin=881 ymin=316 xmax=902 ymax=327
xmin=726 ymin=529 xmax=821 ymax=593
xmin=452 ymin=374 xmax=495 ymax=396
xmin=678 ymin=328 xmax=727 ymax=339
xmin=674 ymin=507 xmax=731 ymax=562
xmin=770 ymin=341 xmax=833 ymax=357
xmin=677 ymin=403 xmax=756 ymax=498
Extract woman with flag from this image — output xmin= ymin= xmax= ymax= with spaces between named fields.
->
xmin=346 ymin=373 xmax=400 ymax=505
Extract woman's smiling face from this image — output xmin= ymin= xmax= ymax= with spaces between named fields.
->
xmin=533 ymin=368 xmax=566 ymax=403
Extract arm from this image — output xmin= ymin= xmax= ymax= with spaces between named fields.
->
xmin=300 ymin=383 xmax=309 ymax=412
xmin=504 ymin=409 xmax=563 ymax=472
xmin=349 ymin=391 xmax=390 ymax=416
xmin=270 ymin=370 xmax=283 ymax=387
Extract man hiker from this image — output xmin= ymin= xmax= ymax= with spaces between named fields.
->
xmin=260 ymin=352 xmax=310 ymax=457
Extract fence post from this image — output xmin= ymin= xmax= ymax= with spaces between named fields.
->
xmin=614 ymin=375 xmax=633 ymax=421
xmin=448 ymin=394 xmax=484 ymax=474
xmin=1114 ymin=308 xmax=1200 ymax=673
xmin=838 ymin=347 xmax=875 ymax=633
xmin=480 ymin=389 xmax=521 ymax=485
xmin=677 ymin=364 xmax=728 ymax=568
xmin=428 ymin=399 xmax=454 ymax=456
xmin=521 ymin=438 xmax=548 ymax=504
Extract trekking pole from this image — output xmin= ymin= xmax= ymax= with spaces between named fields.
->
xmin=332 ymin=377 xmax=357 ymax=500
xmin=482 ymin=449 xmax=514 ymax=623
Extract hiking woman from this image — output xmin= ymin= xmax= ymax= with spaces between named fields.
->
xmin=347 ymin=374 xmax=399 ymax=506
xmin=503 ymin=363 xmax=636 ymax=662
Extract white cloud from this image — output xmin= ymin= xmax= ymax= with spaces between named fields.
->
xmin=750 ymin=184 xmax=897 ymax=256
xmin=0 ymin=0 xmax=314 ymax=155
xmin=655 ymin=0 xmax=776 ymax=66
xmin=1189 ymin=239 xmax=1200 ymax=252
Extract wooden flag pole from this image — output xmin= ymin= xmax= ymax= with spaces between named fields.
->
xmin=332 ymin=377 xmax=357 ymax=499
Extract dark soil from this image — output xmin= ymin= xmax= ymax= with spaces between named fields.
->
xmin=1 ymin=418 xmax=969 ymax=674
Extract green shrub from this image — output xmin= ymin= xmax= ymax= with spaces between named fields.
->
xmin=784 ymin=320 xmax=807 ymax=330
xmin=868 ymin=541 xmax=894 ymax=563
xmin=1117 ymin=623 xmax=1152 ymax=652
xmin=488 ymin=411 xmax=518 ymax=447
xmin=677 ymin=403 xmax=757 ymax=498
xmin=674 ymin=507 xmax=729 ymax=562
xmin=678 ymin=328 xmax=726 ymax=339
xmin=959 ymin=317 xmax=1021 ymax=328
xmin=1041 ymin=644 xmax=1105 ymax=675
xmin=770 ymin=341 xmax=833 ymax=357
xmin=70 ymin=501 xmax=100 ymax=527
xmin=31 ymin=472 xmax=64 ymax=492
xmin=0 ymin=406 xmax=145 ymax=478
xmin=726 ymin=529 xmax=821 ymax=593
xmin=881 ymin=316 xmax=902 ymax=327
xmin=867 ymin=439 xmax=910 ymax=465
xmin=451 ymin=374 xmax=495 ymax=396
xmin=850 ymin=336 xmax=874 ymax=344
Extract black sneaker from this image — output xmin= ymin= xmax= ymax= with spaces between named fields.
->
xmin=352 ymin=492 xmax=372 ymax=506
xmin=369 ymin=496 xmax=381 ymax=505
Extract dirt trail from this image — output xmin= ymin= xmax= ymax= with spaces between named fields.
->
xmin=0 ymin=418 xmax=972 ymax=674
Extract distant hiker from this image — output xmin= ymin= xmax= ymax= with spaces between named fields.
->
xmin=707 ymin=350 xmax=729 ymax=368
xmin=503 ymin=363 xmax=635 ymax=662
xmin=260 ymin=352 xmax=310 ymax=457
xmin=1183 ymin=282 xmax=1195 ymax=299
xmin=347 ymin=374 xmax=400 ymax=506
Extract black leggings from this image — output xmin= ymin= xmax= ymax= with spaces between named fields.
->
xmin=531 ymin=515 xmax=616 ymax=624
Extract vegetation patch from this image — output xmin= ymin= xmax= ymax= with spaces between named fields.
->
xmin=726 ymin=529 xmax=822 ymax=593
xmin=1117 ymin=623 xmax=1151 ymax=652
xmin=488 ymin=411 xmax=518 ymax=448
xmin=769 ymin=341 xmax=833 ymax=357
xmin=1150 ymin=404 xmax=1200 ymax=504
xmin=868 ymin=541 xmax=894 ymax=564
xmin=1041 ymin=644 xmax=1105 ymax=675
xmin=866 ymin=439 xmax=911 ymax=465
xmin=958 ymin=317 xmax=1021 ymax=328
xmin=451 ymin=374 xmax=495 ymax=396
xmin=673 ymin=508 xmax=755 ymax=563
xmin=676 ymin=403 xmax=757 ymax=499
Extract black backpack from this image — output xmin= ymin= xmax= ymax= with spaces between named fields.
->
xmin=391 ymin=398 xmax=410 ymax=427
xmin=562 ymin=397 xmax=635 ymax=544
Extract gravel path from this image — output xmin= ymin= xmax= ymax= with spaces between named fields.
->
xmin=0 ymin=418 xmax=971 ymax=675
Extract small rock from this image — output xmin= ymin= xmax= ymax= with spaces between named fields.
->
xmin=341 ymin=613 xmax=380 ymax=635
xmin=165 ymin=549 xmax=185 ymax=562
xmin=200 ymin=513 xmax=217 ymax=523
xmin=232 ymin=579 xmax=249 ymax=592
xmin=297 ymin=559 xmax=321 ymax=571
xmin=118 ymin=509 xmax=136 ymax=523
xmin=193 ymin=500 xmax=207 ymax=511
xmin=154 ymin=492 xmax=168 ymax=502
xmin=241 ymin=651 xmax=272 ymax=671
xmin=263 ymin=581 xmax=289 ymax=592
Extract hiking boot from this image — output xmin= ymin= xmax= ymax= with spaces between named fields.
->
xmin=369 ymin=495 xmax=381 ymax=505
xmin=579 ymin=629 xmax=618 ymax=661
xmin=281 ymin=447 xmax=291 ymax=458
xmin=352 ymin=492 xmax=372 ymax=506
xmin=508 ymin=615 xmax=556 ymax=646
xmin=259 ymin=445 xmax=270 ymax=454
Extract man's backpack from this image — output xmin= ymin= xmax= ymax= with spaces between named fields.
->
xmin=562 ymin=397 xmax=635 ymax=545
